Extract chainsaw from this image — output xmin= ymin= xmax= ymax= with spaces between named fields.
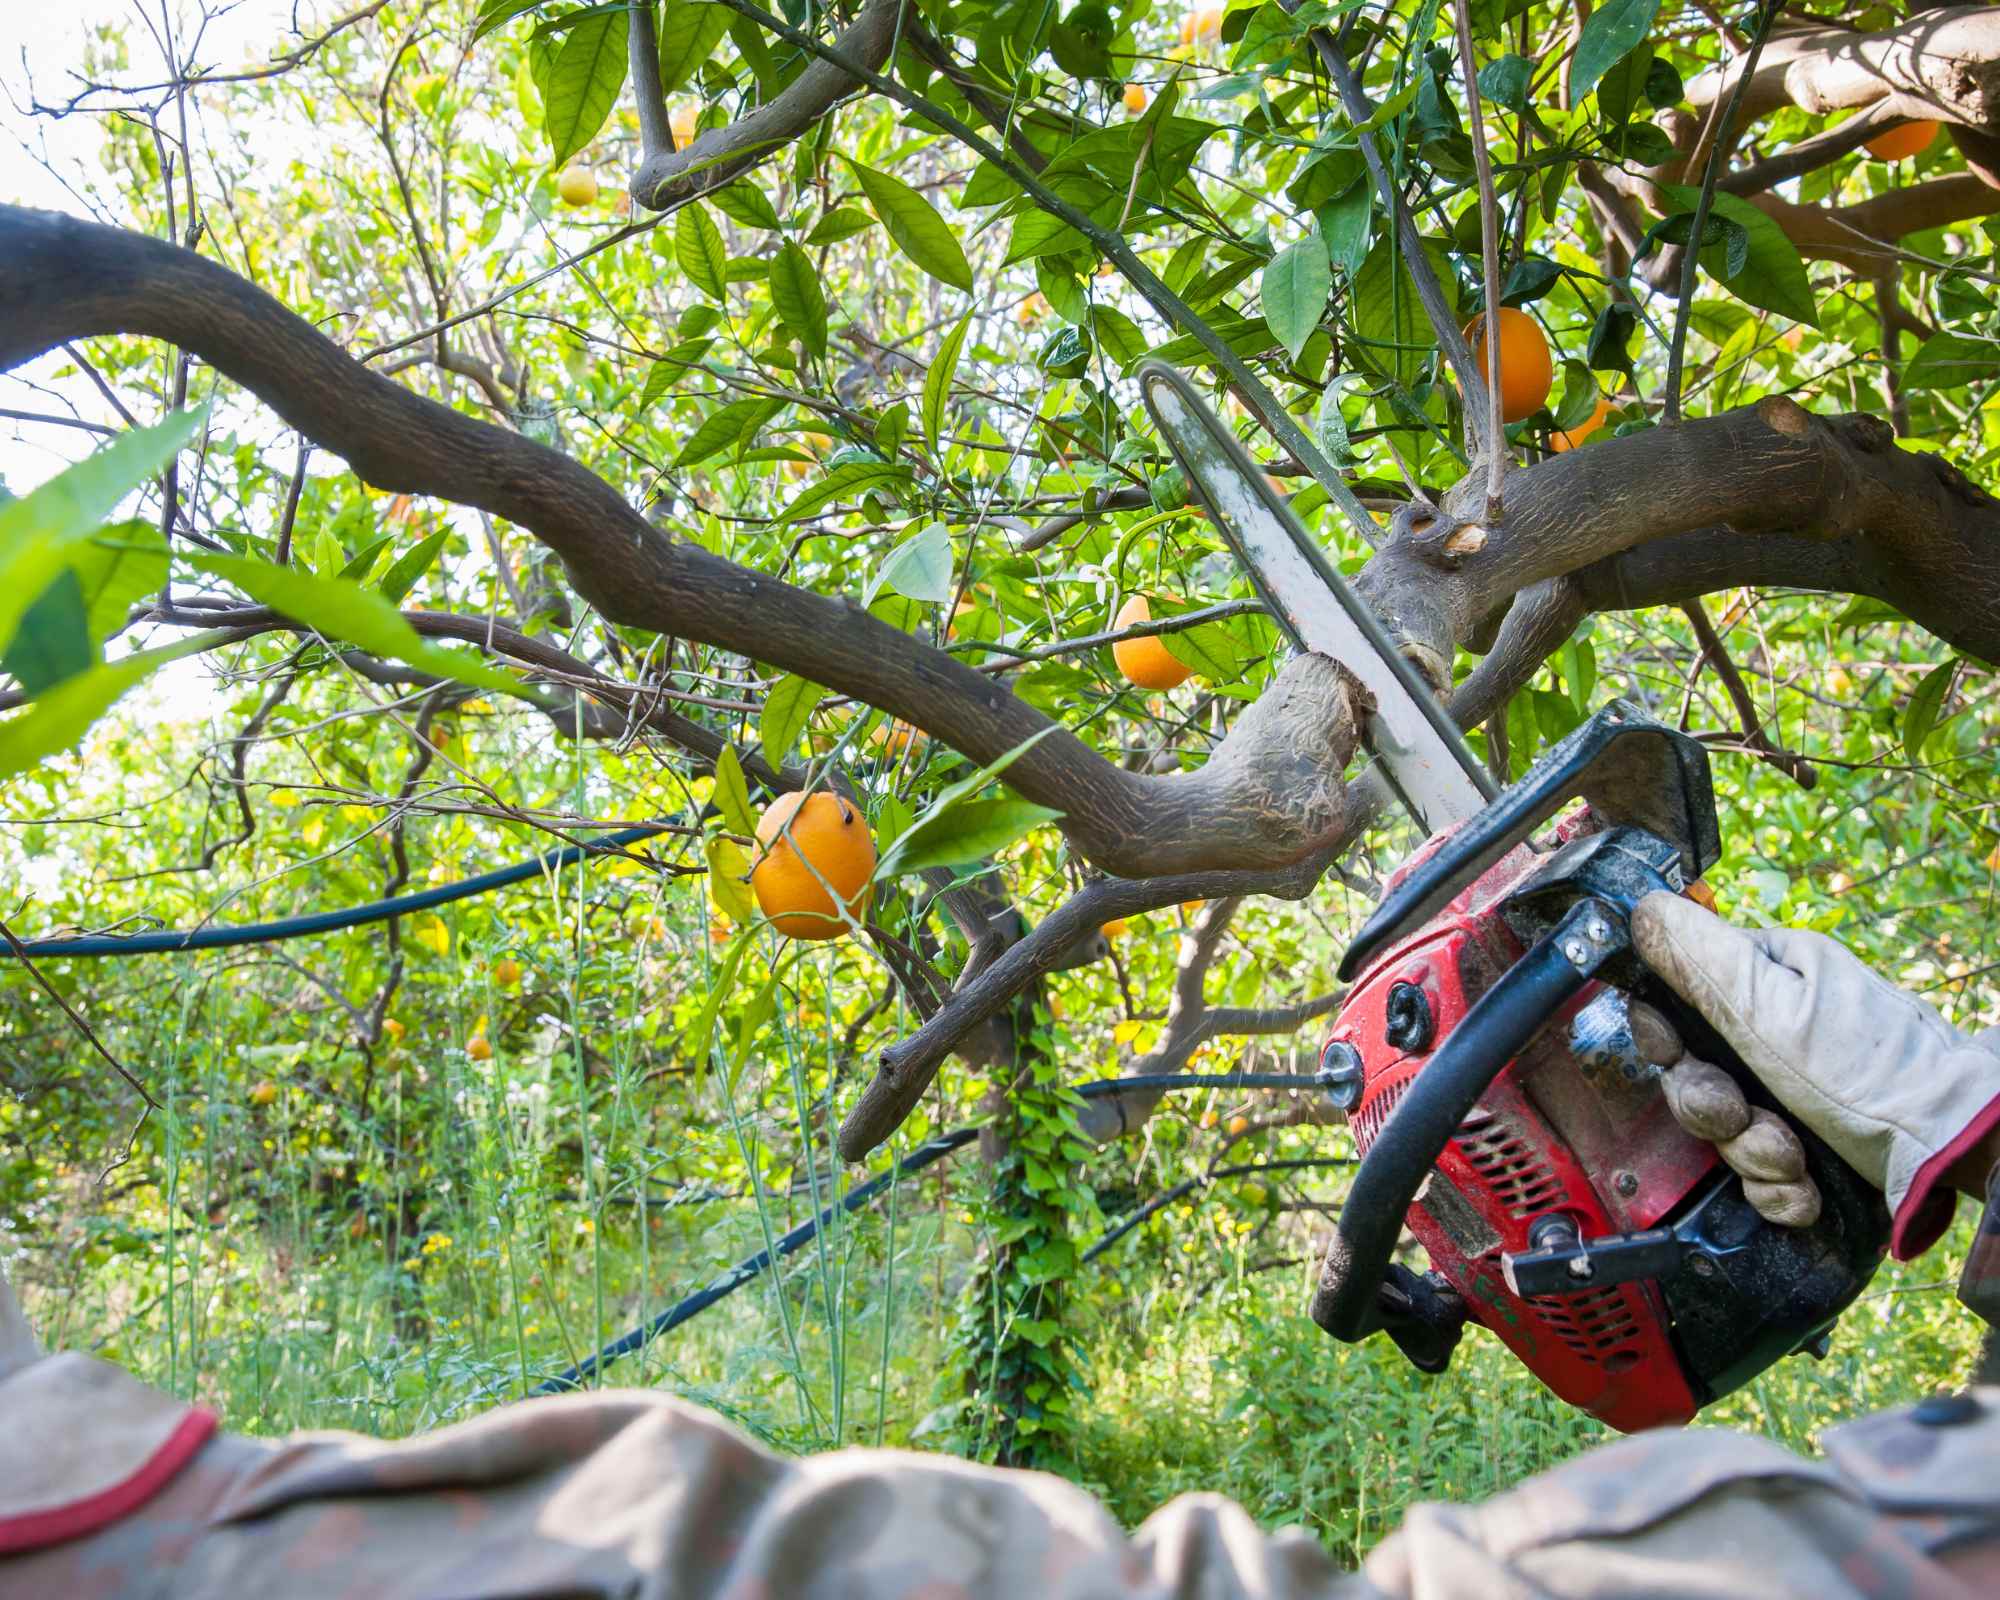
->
xmin=1140 ymin=363 xmax=1889 ymax=1432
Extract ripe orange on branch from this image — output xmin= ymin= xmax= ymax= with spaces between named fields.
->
xmin=1123 ymin=83 xmax=1148 ymax=114
xmin=556 ymin=166 xmax=598 ymax=207
xmin=1866 ymin=119 xmax=1938 ymax=161
xmin=751 ymin=791 xmax=876 ymax=940
xmin=1551 ymin=395 xmax=1613 ymax=453
xmin=1112 ymin=594 xmax=1193 ymax=690
xmin=1463 ymin=307 xmax=1553 ymax=424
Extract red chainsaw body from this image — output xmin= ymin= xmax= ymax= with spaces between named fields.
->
xmin=1330 ymin=813 xmax=1721 ymax=1432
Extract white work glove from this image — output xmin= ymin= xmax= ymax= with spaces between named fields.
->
xmin=1632 ymin=891 xmax=2000 ymax=1257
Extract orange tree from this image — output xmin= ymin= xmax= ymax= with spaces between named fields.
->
xmin=2 ymin=0 xmax=1998 ymax=1474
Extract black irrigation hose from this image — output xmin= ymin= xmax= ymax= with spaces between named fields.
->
xmin=0 ymin=824 xmax=671 ymax=958
xmin=1083 ymin=1156 xmax=1354 ymax=1263
xmin=527 ymin=1071 xmax=1335 ymax=1396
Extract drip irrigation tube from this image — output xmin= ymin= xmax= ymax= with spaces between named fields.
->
xmin=528 ymin=1070 xmax=1331 ymax=1396
xmin=0 ymin=824 xmax=671 ymax=958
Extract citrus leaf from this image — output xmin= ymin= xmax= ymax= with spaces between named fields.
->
xmin=1261 ymin=233 xmax=1331 ymax=363
xmin=1656 ymin=184 xmax=1817 ymax=327
xmin=846 ymin=158 xmax=973 ymax=291
xmin=0 ymin=631 xmax=219 ymax=783
xmin=376 ymin=528 xmax=451 ymax=605
xmin=760 ymin=673 xmax=827 ymax=768
xmin=1572 ymin=0 xmax=1659 ymax=104
xmin=875 ymin=726 xmax=1059 ymax=878
xmin=0 ymin=409 xmax=202 ymax=660
xmin=708 ymin=181 xmax=781 ymax=231
xmin=675 ymin=396 xmax=784 ymax=467
xmin=674 ymin=204 xmax=727 ymax=302
xmin=706 ymin=835 xmax=757 ymax=924
xmin=688 ymin=931 xmax=754 ymax=1070
xmin=541 ymin=6 xmax=628 ymax=165
xmin=711 ymin=742 xmax=760 ymax=835
xmin=1903 ymin=657 xmax=1958 ymax=758
xmin=922 ymin=312 xmax=973 ymax=453
xmin=775 ymin=461 xmax=910 ymax=525
xmin=1158 ymin=612 xmax=1246 ymax=683
xmin=769 ymin=240 xmax=829 ymax=360
xmin=3 ymin=569 xmax=93 ymax=696
xmin=192 ymin=554 xmax=517 ymax=694
xmin=871 ymin=521 xmax=953 ymax=605
xmin=1903 ymin=332 xmax=1995 ymax=391
xmin=877 ymin=796 xmax=1063 ymax=874
xmin=1349 ymin=235 xmax=1458 ymax=386
xmin=471 ymin=0 xmax=546 ymax=44
xmin=658 ymin=0 xmax=729 ymax=95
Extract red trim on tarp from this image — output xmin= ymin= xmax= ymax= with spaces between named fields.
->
xmin=0 ymin=1408 xmax=216 ymax=1555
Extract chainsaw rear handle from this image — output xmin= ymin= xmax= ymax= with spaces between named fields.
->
xmin=1311 ymin=897 xmax=1629 ymax=1343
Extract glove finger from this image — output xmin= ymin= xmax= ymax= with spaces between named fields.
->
xmin=1626 ymin=1000 xmax=1683 ymax=1068
xmin=1661 ymin=1057 xmax=1751 ymax=1143
xmin=1719 ymin=1107 xmax=1809 ymax=1182
xmin=1742 ymin=1175 xmax=1822 ymax=1228
xmin=1632 ymin=892 xmax=1809 ymax=1074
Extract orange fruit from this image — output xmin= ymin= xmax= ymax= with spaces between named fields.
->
xmin=556 ymin=165 xmax=598 ymax=207
xmin=1866 ymin=119 xmax=1938 ymax=161
xmin=249 ymin=1081 xmax=278 ymax=1107
xmin=1464 ymin=307 xmax=1554 ymax=424
xmin=1226 ymin=1115 xmax=1250 ymax=1136
xmin=492 ymin=957 xmax=522 ymax=987
xmin=1551 ymin=394 xmax=1613 ymax=452
xmin=382 ymin=1017 xmax=405 ymax=1045
xmin=670 ymin=103 xmax=699 ymax=146
xmin=1101 ymin=917 xmax=1130 ymax=940
xmin=1179 ymin=6 xmax=1222 ymax=44
xmin=1018 ymin=291 xmax=1048 ymax=326
xmin=1112 ymin=594 xmax=1193 ymax=690
xmin=467 ymin=1035 xmax=492 ymax=1061
xmin=1826 ymin=871 xmax=1855 ymax=897
xmin=874 ymin=720 xmax=924 ymax=759
xmin=751 ymin=791 xmax=876 ymax=940
xmin=1182 ymin=898 xmax=1204 ymax=915
xmin=1123 ymin=83 xmax=1148 ymax=114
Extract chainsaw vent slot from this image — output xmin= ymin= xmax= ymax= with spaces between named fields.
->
xmin=1531 ymin=1285 xmax=1642 ymax=1364
xmin=1350 ymin=1077 xmax=1411 ymax=1151
xmin=1451 ymin=1119 xmax=1566 ymax=1217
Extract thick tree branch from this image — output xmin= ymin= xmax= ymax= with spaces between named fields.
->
xmin=0 ymin=205 xmax=1373 ymax=883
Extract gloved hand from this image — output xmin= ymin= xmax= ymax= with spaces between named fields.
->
xmin=1631 ymin=891 xmax=2000 ymax=1258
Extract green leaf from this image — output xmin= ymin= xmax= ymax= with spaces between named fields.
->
xmin=1587 ymin=302 xmax=1639 ymax=372
xmin=708 ymin=181 xmax=781 ymax=231
xmin=688 ymin=931 xmax=753 ymax=1072
xmin=1904 ymin=657 xmax=1958 ymax=758
xmin=541 ymin=6 xmax=628 ymax=165
xmin=471 ymin=0 xmax=546 ymax=44
xmin=376 ymin=528 xmax=451 ymax=605
xmin=759 ymin=673 xmax=827 ymax=768
xmin=775 ymin=461 xmax=910 ymax=525
xmin=3 ymin=569 xmax=93 ymax=696
xmin=674 ymin=204 xmax=727 ymax=302
xmin=846 ymin=159 xmax=973 ymax=291
xmin=1349 ymin=235 xmax=1458 ymax=386
xmin=768 ymin=241 xmax=829 ymax=360
xmin=0 ymin=409 xmax=202 ymax=659
xmin=875 ymin=726 xmax=1059 ymax=878
xmin=1159 ymin=611 xmax=1246 ymax=683
xmin=659 ymin=0 xmax=730 ymax=95
xmin=675 ymin=396 xmax=784 ymax=468
xmin=1261 ymin=233 xmax=1331 ymax=363
xmin=711 ymin=743 xmax=760 ymax=835
xmin=193 ymin=554 xmax=517 ymax=694
xmin=1903 ymin=332 xmax=1996 ymax=391
xmin=0 ymin=631 xmax=218 ymax=783
xmin=1478 ymin=53 xmax=1532 ymax=112
xmin=922 ymin=312 xmax=972 ymax=454
xmin=1315 ymin=176 xmax=1373 ymax=277
xmin=1657 ymin=185 xmax=1817 ymax=327
xmin=1352 ymin=76 xmax=1420 ymax=132
xmin=1572 ymin=0 xmax=1659 ymax=104
xmin=881 ymin=797 xmax=1064 ymax=873
xmin=805 ymin=206 xmax=875 ymax=246
xmin=872 ymin=521 xmax=953 ymax=604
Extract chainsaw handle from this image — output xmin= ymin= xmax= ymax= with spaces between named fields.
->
xmin=1311 ymin=898 xmax=1629 ymax=1343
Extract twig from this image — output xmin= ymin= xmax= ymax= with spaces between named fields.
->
xmin=1681 ymin=597 xmax=1817 ymax=789
xmin=1665 ymin=0 xmax=1784 ymax=422
xmin=1454 ymin=0 xmax=1506 ymax=519
xmin=0 ymin=918 xmax=157 ymax=1108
